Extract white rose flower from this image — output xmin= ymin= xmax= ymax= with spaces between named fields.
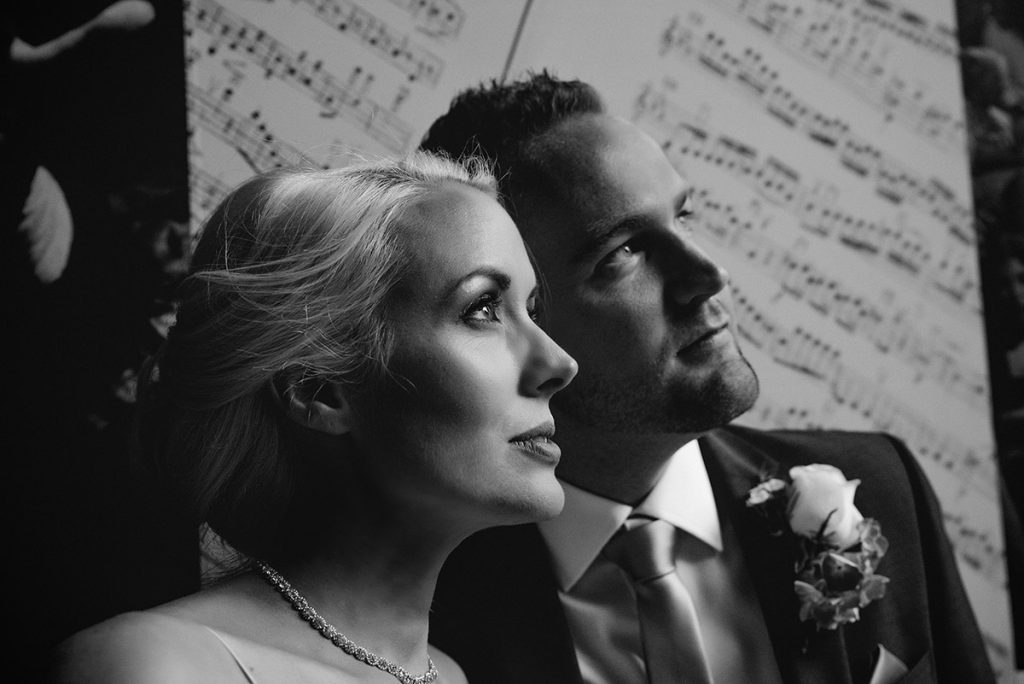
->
xmin=787 ymin=464 xmax=864 ymax=549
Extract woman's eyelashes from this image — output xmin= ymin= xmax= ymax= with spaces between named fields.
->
xmin=527 ymin=292 xmax=540 ymax=321
xmin=461 ymin=290 xmax=542 ymax=325
xmin=462 ymin=292 xmax=503 ymax=323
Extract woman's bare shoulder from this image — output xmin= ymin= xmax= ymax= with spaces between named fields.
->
xmin=430 ymin=647 xmax=468 ymax=684
xmin=49 ymin=611 xmax=245 ymax=684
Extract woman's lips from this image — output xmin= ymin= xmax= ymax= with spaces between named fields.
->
xmin=510 ymin=421 xmax=560 ymax=464
xmin=510 ymin=435 xmax=562 ymax=465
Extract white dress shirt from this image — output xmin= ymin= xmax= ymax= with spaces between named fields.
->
xmin=537 ymin=440 xmax=783 ymax=684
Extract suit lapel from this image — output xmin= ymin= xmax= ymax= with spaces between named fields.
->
xmin=700 ymin=428 xmax=854 ymax=684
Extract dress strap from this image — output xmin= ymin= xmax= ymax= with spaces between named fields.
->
xmin=204 ymin=626 xmax=259 ymax=683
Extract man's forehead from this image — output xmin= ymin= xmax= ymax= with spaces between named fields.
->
xmin=531 ymin=114 xmax=629 ymax=179
xmin=522 ymin=115 xmax=683 ymax=219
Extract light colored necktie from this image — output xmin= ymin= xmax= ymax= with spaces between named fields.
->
xmin=603 ymin=517 xmax=715 ymax=684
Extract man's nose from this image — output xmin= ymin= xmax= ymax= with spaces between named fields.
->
xmin=663 ymin=237 xmax=730 ymax=308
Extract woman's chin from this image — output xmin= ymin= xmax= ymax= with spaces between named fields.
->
xmin=503 ymin=478 xmax=566 ymax=525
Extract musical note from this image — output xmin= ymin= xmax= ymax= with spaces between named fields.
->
xmin=671 ymin=5 xmax=965 ymax=153
xmin=634 ymin=84 xmax=975 ymax=300
xmin=292 ymin=0 xmax=445 ymax=84
xmin=385 ymin=0 xmax=465 ymax=39
xmin=691 ymin=186 xmax=987 ymax=410
xmin=188 ymin=84 xmax=317 ymax=171
xmin=732 ymin=284 xmax=994 ymax=496
xmin=187 ymin=0 xmax=414 ymax=151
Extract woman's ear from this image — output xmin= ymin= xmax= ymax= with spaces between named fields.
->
xmin=276 ymin=378 xmax=354 ymax=436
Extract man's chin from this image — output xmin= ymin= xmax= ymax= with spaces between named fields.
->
xmin=552 ymin=366 xmax=759 ymax=435
xmin=671 ymin=359 xmax=760 ymax=429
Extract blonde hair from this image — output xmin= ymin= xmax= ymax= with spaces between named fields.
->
xmin=137 ymin=152 xmax=496 ymax=560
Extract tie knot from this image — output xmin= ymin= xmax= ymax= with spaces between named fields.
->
xmin=603 ymin=517 xmax=677 ymax=582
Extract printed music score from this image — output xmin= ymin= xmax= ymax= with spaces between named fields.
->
xmin=189 ymin=83 xmax=321 ymax=172
xmin=729 ymin=278 xmax=991 ymax=477
xmin=720 ymin=0 xmax=959 ymax=60
xmin=633 ymin=84 xmax=981 ymax=313
xmin=188 ymin=165 xmax=233 ymax=221
xmin=291 ymin=0 xmax=445 ymax=85
xmin=687 ymin=184 xmax=988 ymax=414
xmin=384 ymin=0 xmax=464 ymax=38
xmin=187 ymin=0 xmax=414 ymax=152
xmin=186 ymin=0 xmax=527 ymax=232
xmin=943 ymin=511 xmax=1011 ymax=588
xmin=685 ymin=0 xmax=965 ymax=153
xmin=658 ymin=13 xmax=969 ymax=184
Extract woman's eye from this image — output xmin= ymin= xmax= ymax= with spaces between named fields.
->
xmin=527 ymin=295 xmax=540 ymax=322
xmin=463 ymin=294 xmax=502 ymax=323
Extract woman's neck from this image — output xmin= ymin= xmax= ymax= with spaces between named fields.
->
xmin=266 ymin=507 xmax=461 ymax=668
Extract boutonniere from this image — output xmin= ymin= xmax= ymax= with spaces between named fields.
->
xmin=745 ymin=464 xmax=890 ymax=633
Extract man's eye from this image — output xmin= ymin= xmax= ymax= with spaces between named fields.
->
xmin=676 ymin=204 xmax=695 ymax=228
xmin=463 ymin=294 xmax=502 ymax=323
xmin=597 ymin=240 xmax=642 ymax=273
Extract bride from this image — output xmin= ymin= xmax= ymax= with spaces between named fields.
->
xmin=49 ymin=152 xmax=577 ymax=683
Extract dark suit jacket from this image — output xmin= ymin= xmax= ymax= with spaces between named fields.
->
xmin=429 ymin=425 xmax=996 ymax=683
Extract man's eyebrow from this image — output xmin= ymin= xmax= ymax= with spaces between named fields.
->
xmin=567 ymin=184 xmax=693 ymax=267
xmin=569 ymin=215 xmax=648 ymax=267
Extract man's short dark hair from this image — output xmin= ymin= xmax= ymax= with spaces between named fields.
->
xmin=419 ymin=70 xmax=604 ymax=216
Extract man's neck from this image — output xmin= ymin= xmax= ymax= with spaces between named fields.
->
xmin=553 ymin=425 xmax=704 ymax=506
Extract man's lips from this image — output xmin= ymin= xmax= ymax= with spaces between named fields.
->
xmin=678 ymin=322 xmax=730 ymax=353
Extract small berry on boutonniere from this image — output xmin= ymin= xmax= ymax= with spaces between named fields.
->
xmin=745 ymin=464 xmax=890 ymax=634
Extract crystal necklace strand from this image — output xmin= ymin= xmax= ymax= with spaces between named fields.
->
xmin=254 ymin=560 xmax=438 ymax=684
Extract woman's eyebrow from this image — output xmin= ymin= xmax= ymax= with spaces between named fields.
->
xmin=443 ymin=267 xmax=511 ymax=300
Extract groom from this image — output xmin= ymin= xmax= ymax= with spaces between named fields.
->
xmin=420 ymin=72 xmax=996 ymax=683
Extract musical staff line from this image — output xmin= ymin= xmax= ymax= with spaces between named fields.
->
xmin=684 ymin=1 xmax=965 ymax=153
xmin=689 ymin=185 xmax=988 ymax=412
xmin=188 ymin=165 xmax=233 ymax=222
xmin=188 ymin=83 xmax=319 ymax=172
xmin=633 ymin=85 xmax=980 ymax=312
xmin=292 ymin=0 xmax=444 ymax=85
xmin=651 ymin=28 xmax=972 ymax=236
xmin=186 ymin=0 xmax=414 ymax=152
xmin=384 ymin=0 xmax=464 ymax=39
xmin=942 ymin=510 xmax=1009 ymax=586
xmin=730 ymin=281 xmax=996 ymax=501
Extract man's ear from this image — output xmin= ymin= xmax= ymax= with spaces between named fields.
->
xmin=276 ymin=377 xmax=354 ymax=436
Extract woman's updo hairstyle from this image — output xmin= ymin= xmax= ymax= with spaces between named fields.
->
xmin=136 ymin=151 xmax=496 ymax=562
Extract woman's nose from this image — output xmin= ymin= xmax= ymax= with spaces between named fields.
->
xmin=522 ymin=327 xmax=578 ymax=397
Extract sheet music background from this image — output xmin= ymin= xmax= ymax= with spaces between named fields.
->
xmin=185 ymin=0 xmax=1014 ymax=678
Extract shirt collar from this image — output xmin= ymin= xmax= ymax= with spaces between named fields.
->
xmin=538 ymin=439 xmax=723 ymax=591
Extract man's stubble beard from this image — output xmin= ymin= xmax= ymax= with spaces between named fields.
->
xmin=552 ymin=353 xmax=760 ymax=435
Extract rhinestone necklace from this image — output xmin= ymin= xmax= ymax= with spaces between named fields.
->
xmin=254 ymin=560 xmax=438 ymax=684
